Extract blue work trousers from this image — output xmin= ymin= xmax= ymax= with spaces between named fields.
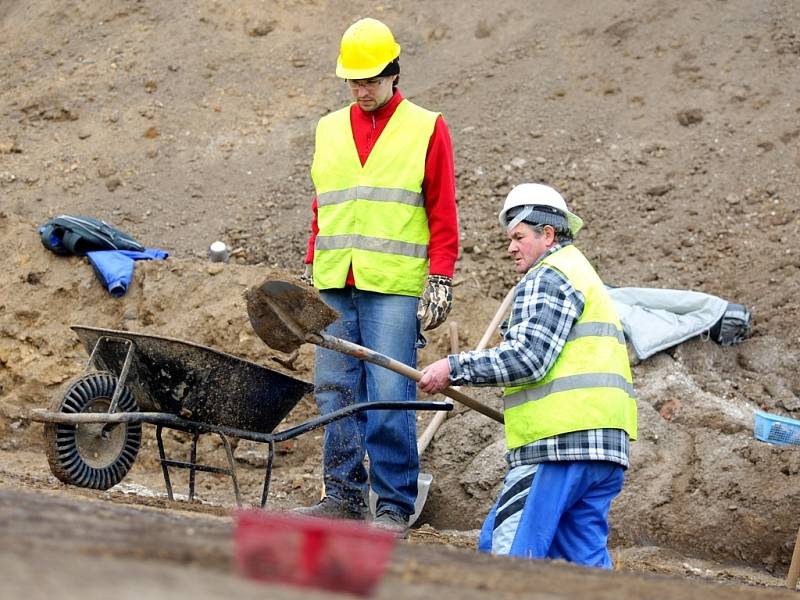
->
xmin=315 ymin=288 xmax=420 ymax=517
xmin=479 ymin=460 xmax=624 ymax=568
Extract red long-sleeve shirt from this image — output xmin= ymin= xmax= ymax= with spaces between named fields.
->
xmin=304 ymin=90 xmax=459 ymax=284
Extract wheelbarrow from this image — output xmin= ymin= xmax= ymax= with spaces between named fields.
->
xmin=30 ymin=325 xmax=451 ymax=507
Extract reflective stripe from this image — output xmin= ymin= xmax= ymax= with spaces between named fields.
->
xmin=311 ymin=100 xmax=438 ymax=296
xmin=567 ymin=322 xmax=625 ymax=344
xmin=316 ymin=234 xmax=428 ymax=259
xmin=504 ymin=373 xmax=635 ymax=410
xmin=317 ymin=186 xmax=424 ymax=207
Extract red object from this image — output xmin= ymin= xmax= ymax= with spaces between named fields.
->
xmin=234 ymin=510 xmax=397 ymax=596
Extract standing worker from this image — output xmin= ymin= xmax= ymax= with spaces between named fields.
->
xmin=418 ymin=183 xmax=636 ymax=567
xmin=295 ymin=17 xmax=459 ymax=535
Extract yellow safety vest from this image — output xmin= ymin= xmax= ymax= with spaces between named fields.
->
xmin=311 ymin=99 xmax=439 ymax=296
xmin=503 ymin=245 xmax=638 ymax=449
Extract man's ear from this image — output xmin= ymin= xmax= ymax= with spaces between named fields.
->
xmin=544 ymin=225 xmax=557 ymax=245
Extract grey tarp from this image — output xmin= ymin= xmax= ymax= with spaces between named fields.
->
xmin=608 ymin=287 xmax=728 ymax=360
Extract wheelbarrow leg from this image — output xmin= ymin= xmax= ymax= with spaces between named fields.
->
xmin=156 ymin=425 xmax=175 ymax=502
xmin=189 ymin=432 xmax=200 ymax=502
xmin=218 ymin=433 xmax=242 ymax=507
xmin=260 ymin=439 xmax=275 ymax=508
xmin=156 ymin=426 xmax=242 ymax=507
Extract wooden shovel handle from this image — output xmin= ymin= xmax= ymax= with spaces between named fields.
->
xmin=416 ymin=289 xmax=516 ymax=452
xmin=787 ymin=523 xmax=800 ymax=588
xmin=316 ymin=333 xmax=504 ymax=424
xmin=416 ymin=321 xmax=459 ymax=455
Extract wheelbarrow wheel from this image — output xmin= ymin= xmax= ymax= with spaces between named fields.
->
xmin=44 ymin=371 xmax=141 ymax=490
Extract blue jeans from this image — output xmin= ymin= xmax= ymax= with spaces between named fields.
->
xmin=478 ymin=461 xmax=624 ymax=568
xmin=315 ymin=288 xmax=420 ymax=517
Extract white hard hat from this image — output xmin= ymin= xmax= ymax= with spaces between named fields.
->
xmin=498 ymin=183 xmax=583 ymax=236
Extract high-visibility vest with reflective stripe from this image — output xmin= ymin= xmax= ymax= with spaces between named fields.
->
xmin=311 ymin=100 xmax=438 ymax=296
xmin=503 ymin=244 xmax=637 ymax=449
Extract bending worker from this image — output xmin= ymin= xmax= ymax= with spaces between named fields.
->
xmin=296 ymin=17 xmax=459 ymax=535
xmin=418 ymin=183 xmax=636 ymax=567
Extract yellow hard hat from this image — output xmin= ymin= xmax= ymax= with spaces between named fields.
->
xmin=336 ymin=18 xmax=401 ymax=80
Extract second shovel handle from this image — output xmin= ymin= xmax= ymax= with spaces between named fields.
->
xmin=318 ymin=333 xmax=504 ymax=424
xmin=416 ymin=322 xmax=459 ymax=455
xmin=476 ymin=288 xmax=515 ymax=351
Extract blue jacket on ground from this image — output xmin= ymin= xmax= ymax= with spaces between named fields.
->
xmin=38 ymin=215 xmax=169 ymax=297
xmin=86 ymin=249 xmax=169 ymax=297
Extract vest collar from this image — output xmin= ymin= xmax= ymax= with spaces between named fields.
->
xmin=530 ymin=241 xmax=571 ymax=270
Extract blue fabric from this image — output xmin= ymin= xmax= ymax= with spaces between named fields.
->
xmin=479 ymin=460 xmax=624 ymax=569
xmin=315 ymin=288 xmax=420 ymax=516
xmin=479 ymin=464 xmax=538 ymax=554
xmin=86 ymin=248 xmax=168 ymax=297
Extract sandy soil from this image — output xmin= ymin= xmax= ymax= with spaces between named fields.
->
xmin=2 ymin=0 xmax=800 ymax=597
xmin=2 ymin=479 xmax=798 ymax=600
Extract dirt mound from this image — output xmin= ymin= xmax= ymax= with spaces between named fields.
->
xmin=2 ymin=0 xmax=800 ymax=591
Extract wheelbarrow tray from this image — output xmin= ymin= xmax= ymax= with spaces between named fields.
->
xmin=72 ymin=325 xmax=313 ymax=434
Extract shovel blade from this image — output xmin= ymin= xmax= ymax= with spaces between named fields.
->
xmin=245 ymin=279 xmax=339 ymax=353
xmin=410 ymin=472 xmax=433 ymax=527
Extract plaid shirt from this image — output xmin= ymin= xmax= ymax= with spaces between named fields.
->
xmin=449 ymin=242 xmax=630 ymax=469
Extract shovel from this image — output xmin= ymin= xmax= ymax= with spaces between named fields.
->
xmin=245 ymin=279 xmax=504 ymax=424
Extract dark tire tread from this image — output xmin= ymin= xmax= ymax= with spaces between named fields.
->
xmin=44 ymin=371 xmax=141 ymax=490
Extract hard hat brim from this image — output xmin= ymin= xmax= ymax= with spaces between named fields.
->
xmin=335 ymin=43 xmax=401 ymax=79
xmin=565 ymin=213 xmax=584 ymax=236
xmin=499 ymin=205 xmax=584 ymax=236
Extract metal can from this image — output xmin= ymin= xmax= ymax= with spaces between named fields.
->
xmin=208 ymin=241 xmax=229 ymax=263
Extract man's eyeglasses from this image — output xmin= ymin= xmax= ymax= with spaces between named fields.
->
xmin=346 ymin=77 xmax=387 ymax=91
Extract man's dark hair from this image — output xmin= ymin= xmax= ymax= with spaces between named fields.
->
xmin=377 ymin=58 xmax=400 ymax=90
xmin=377 ymin=58 xmax=400 ymax=77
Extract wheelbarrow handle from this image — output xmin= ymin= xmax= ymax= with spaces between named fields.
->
xmin=316 ymin=333 xmax=504 ymax=424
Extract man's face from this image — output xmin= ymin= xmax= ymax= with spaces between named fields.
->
xmin=347 ymin=76 xmax=395 ymax=111
xmin=507 ymin=223 xmax=554 ymax=273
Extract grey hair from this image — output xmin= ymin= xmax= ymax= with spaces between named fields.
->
xmin=527 ymin=222 xmax=573 ymax=243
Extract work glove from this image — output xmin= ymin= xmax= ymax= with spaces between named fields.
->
xmin=416 ymin=275 xmax=453 ymax=331
xmin=298 ymin=263 xmax=313 ymax=287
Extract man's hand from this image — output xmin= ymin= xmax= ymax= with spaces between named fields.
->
xmin=416 ymin=275 xmax=453 ymax=331
xmin=418 ymin=358 xmax=452 ymax=395
xmin=298 ymin=263 xmax=313 ymax=286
